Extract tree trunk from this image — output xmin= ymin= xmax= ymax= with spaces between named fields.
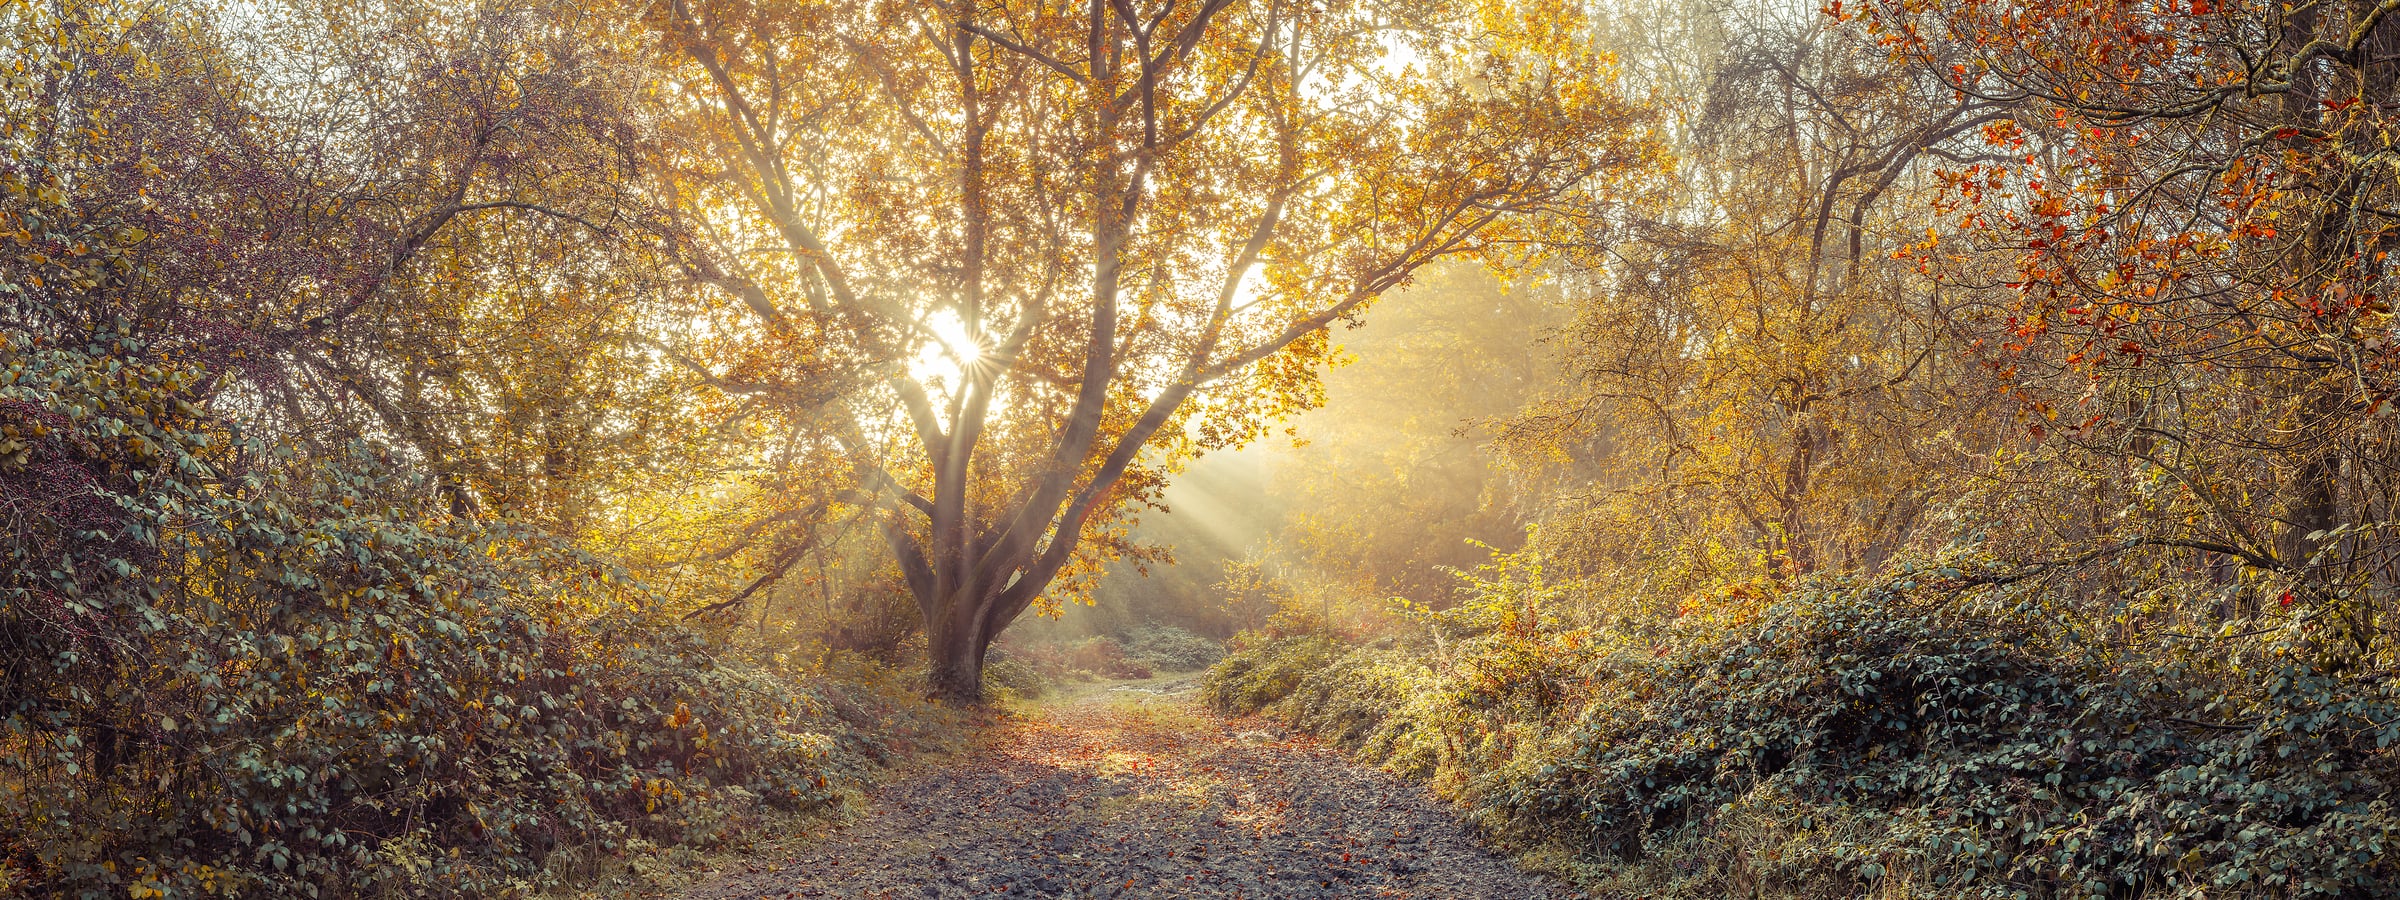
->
xmin=2273 ymin=7 xmax=2335 ymax=575
xmin=2282 ymin=450 xmax=2338 ymax=569
xmin=925 ymin=604 xmax=992 ymax=705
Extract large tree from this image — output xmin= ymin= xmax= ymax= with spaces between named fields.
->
xmin=628 ymin=0 xmax=1656 ymax=701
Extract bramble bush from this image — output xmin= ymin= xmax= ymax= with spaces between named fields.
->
xmin=0 ymin=333 xmax=920 ymax=898
xmin=1205 ymin=552 xmax=2400 ymax=898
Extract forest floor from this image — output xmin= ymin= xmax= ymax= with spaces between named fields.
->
xmin=671 ymin=674 xmax=1580 ymax=899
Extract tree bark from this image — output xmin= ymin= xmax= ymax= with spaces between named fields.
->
xmin=926 ymin=605 xmax=991 ymax=704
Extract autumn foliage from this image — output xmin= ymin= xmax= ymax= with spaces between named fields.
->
xmin=8 ymin=0 xmax=2400 ymax=894
xmin=1203 ymin=0 xmax=2400 ymax=896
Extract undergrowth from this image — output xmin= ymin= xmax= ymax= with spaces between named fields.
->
xmin=0 ymin=335 xmax=960 ymax=899
xmin=1203 ymin=556 xmax=2400 ymax=899
xmin=991 ymin=626 xmax=1227 ymax=690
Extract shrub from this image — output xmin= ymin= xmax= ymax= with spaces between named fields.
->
xmin=1526 ymin=585 xmax=2400 ymax=898
xmin=0 ymin=334 xmax=893 ymax=898
xmin=1201 ymin=634 xmax=1350 ymax=716
xmin=1125 ymin=625 xmax=1224 ymax=672
xmin=1206 ymin=563 xmax=2400 ymax=899
xmin=992 ymin=635 xmax=1152 ymax=683
xmin=980 ymin=654 xmax=1051 ymax=701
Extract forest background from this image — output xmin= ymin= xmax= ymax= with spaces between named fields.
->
xmin=5 ymin=0 xmax=2400 ymax=896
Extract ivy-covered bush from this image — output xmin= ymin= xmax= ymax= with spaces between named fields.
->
xmin=1202 ymin=633 xmax=1351 ymax=716
xmin=980 ymin=654 xmax=1052 ymax=701
xmin=1207 ymin=559 xmax=2400 ymax=898
xmin=0 ymin=333 xmax=873 ymax=898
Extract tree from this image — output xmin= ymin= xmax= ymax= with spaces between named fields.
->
xmin=1254 ymin=263 xmax=1563 ymax=610
xmin=0 ymin=0 xmax=711 ymax=529
xmin=1500 ymin=0 xmax=2003 ymax=611
xmin=631 ymin=0 xmax=1658 ymax=701
xmin=1863 ymin=0 xmax=2400 ymax=655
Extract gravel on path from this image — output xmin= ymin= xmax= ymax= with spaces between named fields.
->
xmin=677 ymin=678 xmax=1581 ymax=900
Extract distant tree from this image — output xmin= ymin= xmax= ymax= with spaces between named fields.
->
xmin=1504 ymin=1 xmax=2001 ymax=606
xmin=1257 ymin=264 xmax=1561 ymax=609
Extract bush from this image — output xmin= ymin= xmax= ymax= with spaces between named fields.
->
xmin=992 ymin=635 xmax=1152 ymax=683
xmin=0 ymin=335 xmax=913 ymax=898
xmin=1125 ymin=625 xmax=1224 ymax=672
xmin=1201 ymin=634 xmax=1350 ymax=716
xmin=1206 ymin=563 xmax=2400 ymax=898
xmin=1533 ymin=585 xmax=2400 ymax=898
xmin=980 ymin=654 xmax=1051 ymax=701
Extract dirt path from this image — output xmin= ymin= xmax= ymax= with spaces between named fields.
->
xmin=679 ymin=678 xmax=1580 ymax=899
